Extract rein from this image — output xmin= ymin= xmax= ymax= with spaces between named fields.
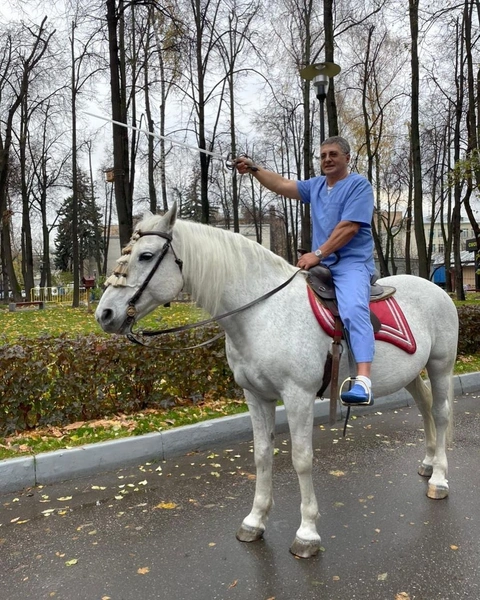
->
xmin=121 ymin=231 xmax=302 ymax=346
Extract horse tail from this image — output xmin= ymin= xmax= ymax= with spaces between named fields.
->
xmin=446 ymin=370 xmax=454 ymax=446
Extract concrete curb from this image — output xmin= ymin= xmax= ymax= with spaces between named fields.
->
xmin=1 ymin=372 xmax=480 ymax=495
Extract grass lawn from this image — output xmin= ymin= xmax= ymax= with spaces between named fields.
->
xmin=0 ymin=298 xmax=477 ymax=461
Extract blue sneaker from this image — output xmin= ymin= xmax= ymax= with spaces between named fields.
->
xmin=340 ymin=382 xmax=374 ymax=406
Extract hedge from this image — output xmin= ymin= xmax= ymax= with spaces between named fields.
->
xmin=0 ymin=305 xmax=477 ymax=436
xmin=456 ymin=304 xmax=480 ymax=355
xmin=0 ymin=327 xmax=242 ymax=435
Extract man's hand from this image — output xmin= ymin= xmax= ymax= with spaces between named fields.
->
xmin=297 ymin=252 xmax=321 ymax=270
xmin=234 ymin=156 xmax=258 ymax=174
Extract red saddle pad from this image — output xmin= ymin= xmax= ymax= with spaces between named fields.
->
xmin=307 ymin=287 xmax=417 ymax=354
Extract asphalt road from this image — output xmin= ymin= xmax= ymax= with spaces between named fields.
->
xmin=1 ymin=392 xmax=479 ymax=600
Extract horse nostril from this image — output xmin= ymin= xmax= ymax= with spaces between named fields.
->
xmin=100 ymin=308 xmax=113 ymax=323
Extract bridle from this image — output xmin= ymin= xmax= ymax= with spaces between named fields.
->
xmin=122 ymin=231 xmax=183 ymax=336
xmin=116 ymin=230 xmax=302 ymax=347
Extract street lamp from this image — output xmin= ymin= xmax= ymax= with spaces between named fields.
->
xmin=299 ymin=62 xmax=341 ymax=143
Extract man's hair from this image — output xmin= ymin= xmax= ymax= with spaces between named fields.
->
xmin=321 ymin=136 xmax=350 ymax=155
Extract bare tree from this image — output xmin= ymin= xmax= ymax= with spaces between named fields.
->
xmin=0 ymin=17 xmax=54 ymax=302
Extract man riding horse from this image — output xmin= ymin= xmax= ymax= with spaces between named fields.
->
xmin=235 ymin=136 xmax=375 ymax=406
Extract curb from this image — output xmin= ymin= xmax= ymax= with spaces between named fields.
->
xmin=1 ymin=372 xmax=479 ymax=495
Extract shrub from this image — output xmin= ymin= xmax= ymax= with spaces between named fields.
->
xmin=0 ymin=327 xmax=241 ymax=435
xmin=456 ymin=305 xmax=480 ymax=355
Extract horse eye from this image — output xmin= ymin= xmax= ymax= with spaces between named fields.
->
xmin=139 ymin=252 xmax=154 ymax=261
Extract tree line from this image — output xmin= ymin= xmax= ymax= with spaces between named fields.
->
xmin=1 ymin=0 xmax=479 ymax=305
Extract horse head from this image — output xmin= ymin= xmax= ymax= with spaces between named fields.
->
xmin=95 ymin=202 xmax=184 ymax=334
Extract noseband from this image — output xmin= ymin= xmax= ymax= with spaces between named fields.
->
xmin=123 ymin=231 xmax=183 ymax=328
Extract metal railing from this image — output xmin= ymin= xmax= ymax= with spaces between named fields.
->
xmin=30 ymin=286 xmax=89 ymax=304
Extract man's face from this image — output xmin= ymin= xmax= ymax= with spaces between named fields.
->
xmin=320 ymin=143 xmax=350 ymax=179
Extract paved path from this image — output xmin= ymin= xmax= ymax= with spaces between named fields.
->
xmin=2 ymin=372 xmax=480 ymax=495
xmin=0 ymin=391 xmax=479 ymax=600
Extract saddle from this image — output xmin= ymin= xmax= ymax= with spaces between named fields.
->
xmin=306 ymin=264 xmax=396 ymax=332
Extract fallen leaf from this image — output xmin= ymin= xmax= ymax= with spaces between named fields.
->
xmin=57 ymin=496 xmax=72 ymax=502
xmin=450 ymin=544 xmax=459 ymax=550
xmin=65 ymin=559 xmax=78 ymax=566
xmin=228 ymin=580 xmax=238 ymax=589
xmin=154 ymin=502 xmax=177 ymax=509
xmin=395 ymin=593 xmax=411 ymax=600
xmin=333 ymin=576 xmax=340 ymax=581
xmin=329 ymin=470 xmax=345 ymax=477
xmin=377 ymin=572 xmax=388 ymax=581
xmin=137 ymin=567 xmax=150 ymax=575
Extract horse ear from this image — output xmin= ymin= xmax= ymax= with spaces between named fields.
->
xmin=163 ymin=201 xmax=177 ymax=231
xmin=143 ymin=210 xmax=154 ymax=219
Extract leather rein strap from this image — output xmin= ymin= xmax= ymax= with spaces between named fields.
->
xmin=123 ymin=230 xmax=302 ymax=345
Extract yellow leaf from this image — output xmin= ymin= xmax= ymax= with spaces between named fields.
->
xmin=395 ymin=593 xmax=411 ymax=600
xmin=137 ymin=567 xmax=150 ymax=575
xmin=329 ymin=470 xmax=345 ymax=477
xmin=57 ymin=496 xmax=72 ymax=501
xmin=450 ymin=544 xmax=459 ymax=550
xmin=65 ymin=559 xmax=78 ymax=566
xmin=154 ymin=502 xmax=177 ymax=510
xmin=333 ymin=575 xmax=340 ymax=581
xmin=377 ymin=572 xmax=388 ymax=581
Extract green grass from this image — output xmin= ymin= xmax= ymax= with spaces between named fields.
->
xmin=0 ymin=298 xmax=478 ymax=461
xmin=0 ymin=301 xmax=207 ymax=341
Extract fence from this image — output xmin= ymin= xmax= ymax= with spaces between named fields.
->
xmin=30 ymin=286 xmax=89 ymax=304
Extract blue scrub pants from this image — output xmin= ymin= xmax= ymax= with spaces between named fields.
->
xmin=330 ymin=264 xmax=375 ymax=363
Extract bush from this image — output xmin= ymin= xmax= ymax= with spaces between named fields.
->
xmin=456 ymin=304 xmax=480 ymax=355
xmin=0 ymin=327 xmax=241 ymax=435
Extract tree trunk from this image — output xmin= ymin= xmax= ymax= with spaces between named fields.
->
xmin=409 ymin=0 xmax=429 ymax=278
xmin=106 ymin=0 xmax=132 ymax=247
xmin=71 ymin=21 xmax=80 ymax=307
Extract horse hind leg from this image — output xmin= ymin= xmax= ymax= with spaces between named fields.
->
xmin=406 ymin=370 xmax=453 ymax=499
xmin=236 ymin=392 xmax=276 ymax=543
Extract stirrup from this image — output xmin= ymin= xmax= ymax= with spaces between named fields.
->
xmin=340 ymin=377 xmax=374 ymax=406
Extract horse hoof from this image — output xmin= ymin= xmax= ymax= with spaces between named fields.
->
xmin=418 ymin=463 xmax=433 ymax=477
xmin=289 ymin=536 xmax=321 ymax=559
xmin=236 ymin=523 xmax=264 ymax=543
xmin=427 ymin=484 xmax=449 ymax=499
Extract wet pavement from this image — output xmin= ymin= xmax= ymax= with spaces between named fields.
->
xmin=1 ymin=392 xmax=479 ymax=600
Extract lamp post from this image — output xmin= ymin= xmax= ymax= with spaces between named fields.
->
xmin=299 ymin=62 xmax=340 ymax=426
xmin=299 ymin=62 xmax=341 ymax=144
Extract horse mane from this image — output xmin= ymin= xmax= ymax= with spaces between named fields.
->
xmin=137 ymin=214 xmax=297 ymax=315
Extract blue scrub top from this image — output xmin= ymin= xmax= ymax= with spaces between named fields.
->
xmin=297 ymin=173 xmax=375 ymax=269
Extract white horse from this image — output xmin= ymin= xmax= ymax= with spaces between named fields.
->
xmin=96 ymin=204 xmax=459 ymax=558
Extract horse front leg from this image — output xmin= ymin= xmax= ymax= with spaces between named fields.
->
xmin=236 ymin=392 xmax=276 ymax=543
xmin=285 ymin=396 xmax=321 ymax=558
